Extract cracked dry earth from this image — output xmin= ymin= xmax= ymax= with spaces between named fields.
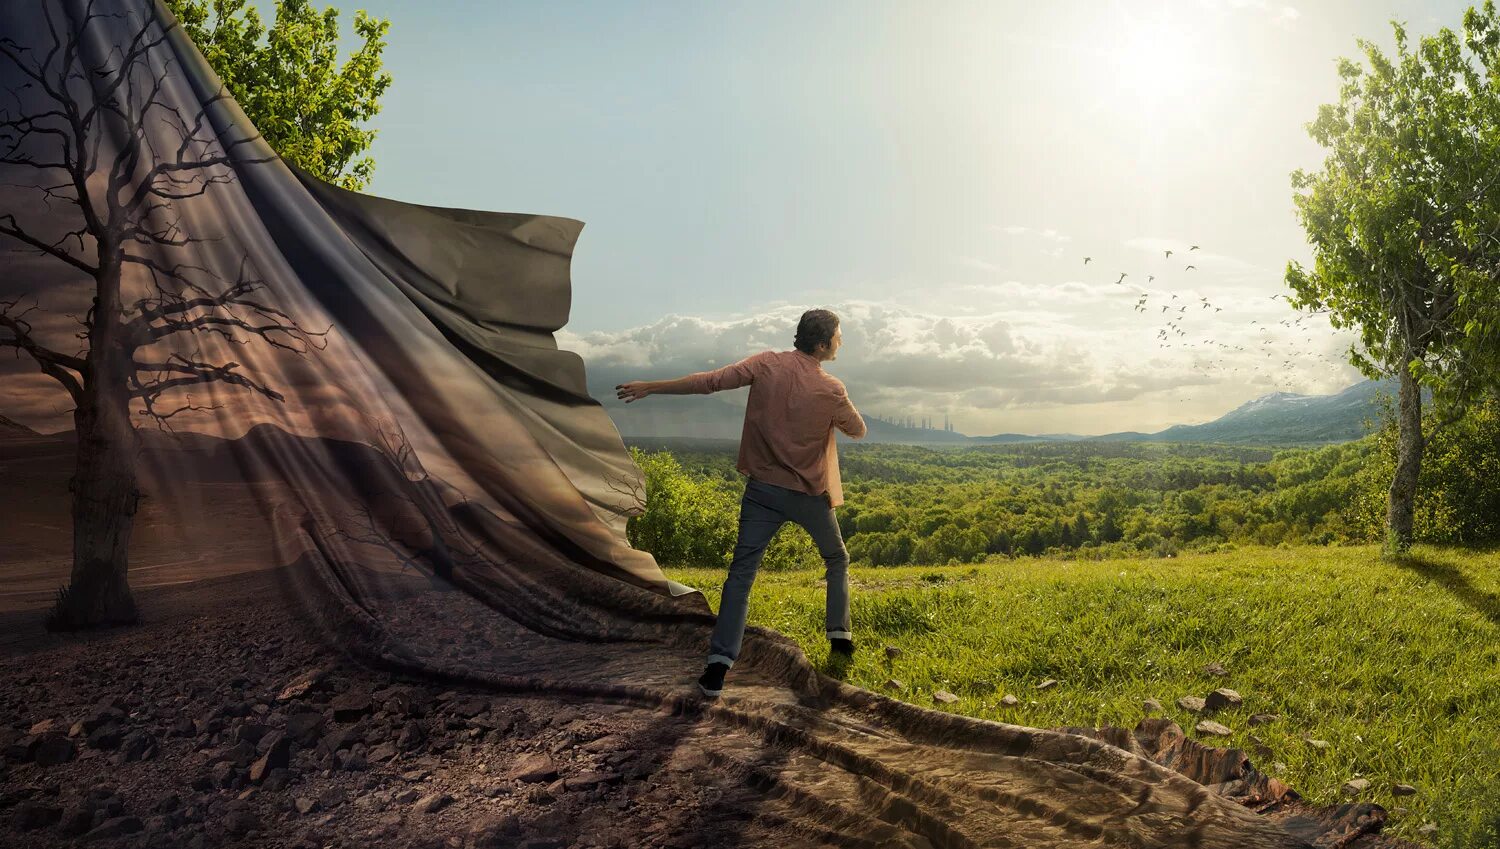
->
xmin=0 ymin=569 xmax=843 ymax=849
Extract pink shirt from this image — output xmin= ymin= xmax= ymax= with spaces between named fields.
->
xmin=680 ymin=349 xmax=866 ymax=507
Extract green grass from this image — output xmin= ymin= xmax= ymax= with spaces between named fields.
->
xmin=664 ymin=543 xmax=1500 ymax=848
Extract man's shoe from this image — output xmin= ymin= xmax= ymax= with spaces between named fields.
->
xmin=697 ymin=662 xmax=729 ymax=698
xmin=830 ymin=637 xmax=855 ymax=658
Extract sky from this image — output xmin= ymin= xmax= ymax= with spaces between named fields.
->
xmin=253 ymin=1 xmax=1473 ymax=435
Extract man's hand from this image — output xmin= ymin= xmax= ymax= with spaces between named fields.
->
xmin=615 ymin=380 xmax=655 ymax=403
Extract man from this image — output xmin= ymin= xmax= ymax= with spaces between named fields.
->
xmin=614 ymin=309 xmax=867 ymax=698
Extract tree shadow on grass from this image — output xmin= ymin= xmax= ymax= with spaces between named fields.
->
xmin=1391 ymin=551 xmax=1500 ymax=627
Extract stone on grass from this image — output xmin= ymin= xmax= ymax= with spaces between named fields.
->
xmin=1142 ymin=698 xmax=1164 ymax=714
xmin=1203 ymin=662 xmax=1229 ymax=677
xmin=932 ymin=690 xmax=959 ymax=704
xmin=1305 ymin=738 xmax=1331 ymax=751
xmin=1342 ymin=778 xmax=1371 ymax=796
xmin=1036 ymin=679 xmax=1059 ymax=690
xmin=1176 ymin=696 xmax=1207 ymax=714
xmin=882 ymin=679 xmax=905 ymax=692
xmin=884 ymin=646 xmax=902 ymax=661
xmin=1392 ymin=783 xmax=1417 ymax=796
xmin=999 ymin=694 xmax=1019 ymax=706
xmin=1247 ymin=713 xmax=1279 ymax=726
xmin=1204 ymin=688 xmax=1243 ymax=712
xmin=1194 ymin=720 xmax=1232 ymax=738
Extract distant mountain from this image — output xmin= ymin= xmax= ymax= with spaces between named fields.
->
xmin=0 ymin=414 xmax=39 ymax=438
xmin=600 ymin=377 xmax=1421 ymax=447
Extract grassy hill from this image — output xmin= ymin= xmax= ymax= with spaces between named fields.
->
xmin=665 ymin=543 xmax=1500 ymax=848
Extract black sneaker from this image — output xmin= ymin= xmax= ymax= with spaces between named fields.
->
xmin=830 ymin=637 xmax=855 ymax=658
xmin=697 ymin=662 xmax=729 ymax=698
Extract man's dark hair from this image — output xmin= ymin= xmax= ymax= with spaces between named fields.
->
xmin=794 ymin=309 xmax=839 ymax=355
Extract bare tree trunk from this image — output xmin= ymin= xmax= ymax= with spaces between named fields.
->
xmin=48 ymin=260 xmax=141 ymax=630
xmin=1384 ymin=353 xmax=1425 ymax=557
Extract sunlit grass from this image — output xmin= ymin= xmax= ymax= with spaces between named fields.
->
xmin=664 ymin=543 xmax=1500 ymax=848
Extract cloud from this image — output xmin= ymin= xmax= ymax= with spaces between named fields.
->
xmin=992 ymin=224 xmax=1072 ymax=243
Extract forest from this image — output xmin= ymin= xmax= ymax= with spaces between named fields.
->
xmin=625 ymin=395 xmax=1500 ymax=571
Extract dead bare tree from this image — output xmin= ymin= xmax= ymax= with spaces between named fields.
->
xmin=0 ymin=2 xmax=327 ymax=629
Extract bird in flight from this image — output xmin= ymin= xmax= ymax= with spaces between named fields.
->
xmin=1185 ymin=265 xmax=1196 ymax=271
xmin=1115 ymin=273 xmax=1127 ymax=284
xmin=1084 ymin=257 xmax=1092 ymax=265
xmin=1190 ymin=245 xmax=1200 ymax=251
xmin=1147 ymin=275 xmax=1155 ymax=282
xmin=1164 ymin=249 xmax=1173 ymax=259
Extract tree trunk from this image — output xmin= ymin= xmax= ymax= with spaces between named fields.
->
xmin=1384 ymin=355 xmax=1425 ymax=557
xmin=48 ymin=258 xmax=142 ymax=630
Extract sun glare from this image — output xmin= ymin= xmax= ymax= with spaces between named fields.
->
xmin=1084 ymin=5 xmax=1228 ymax=125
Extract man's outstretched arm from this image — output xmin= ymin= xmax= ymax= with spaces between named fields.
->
xmin=832 ymin=383 xmax=867 ymax=439
xmin=616 ymin=353 xmax=764 ymax=402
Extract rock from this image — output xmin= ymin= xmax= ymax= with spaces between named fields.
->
xmin=1204 ymin=688 xmax=1243 ymax=712
xmin=330 ymin=692 xmax=373 ymax=722
xmin=59 ymin=804 xmax=96 ymax=836
xmin=317 ymin=786 xmax=347 ymax=809
xmin=276 ymin=665 xmax=334 ymax=702
xmin=1305 ymin=738 xmax=1331 ymax=751
xmin=114 ymin=731 xmax=155 ymax=763
xmin=152 ymin=793 xmax=180 ymax=814
xmin=223 ymin=810 xmax=260 ymax=835
xmin=412 ymin=792 xmax=452 ymax=815
xmin=249 ymin=734 xmax=291 ymax=783
xmin=320 ymin=725 xmax=362 ymax=753
xmin=999 ymin=694 xmax=1019 ymax=706
xmin=1392 ymin=783 xmax=1417 ymax=796
xmin=1142 ymin=698 xmax=1164 ymax=714
xmin=1418 ymin=823 xmax=1438 ymax=836
xmin=470 ymin=814 xmax=523 ymax=848
xmin=86 ymin=723 xmax=123 ymax=751
xmin=82 ymin=816 xmax=143 ymax=840
xmin=1247 ymin=713 xmax=1279 ymax=726
xmin=450 ymin=698 xmax=489 ymax=719
xmin=1176 ymin=696 xmax=1207 ymax=714
xmin=209 ymin=761 xmax=237 ymax=788
xmin=367 ymin=743 xmax=397 ymax=762
xmin=1036 ymin=679 xmax=1059 ymax=690
xmin=582 ymin=734 xmax=627 ymax=754
xmin=1194 ymin=720 xmax=1232 ymax=737
xmin=1342 ymin=778 xmax=1371 ymax=796
xmin=1203 ymin=662 xmax=1229 ymax=677
xmin=293 ymin=797 xmax=320 ymax=815
xmin=544 ymin=777 xmax=567 ymax=796
xmin=932 ymin=690 xmax=959 ymax=704
xmin=508 ymin=752 xmax=558 ymax=783
xmin=396 ymin=720 xmax=425 ymax=751
xmin=10 ymin=800 xmax=63 ymax=830
xmin=169 ymin=716 xmax=196 ymax=737
xmin=27 ymin=718 xmax=59 ymax=735
xmin=391 ymin=788 xmax=419 ymax=805
xmin=78 ymin=703 xmax=125 ymax=734
xmin=285 ymin=713 xmax=325 ymax=746
xmin=33 ymin=734 xmax=76 ymax=766
xmin=564 ymin=771 xmax=620 ymax=791
xmin=882 ymin=679 xmax=905 ymax=692
xmin=884 ymin=645 xmax=902 ymax=661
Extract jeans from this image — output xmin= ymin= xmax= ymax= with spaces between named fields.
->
xmin=707 ymin=477 xmax=852 ymax=668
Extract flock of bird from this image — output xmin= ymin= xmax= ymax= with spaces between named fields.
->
xmin=1078 ymin=243 xmax=1348 ymax=400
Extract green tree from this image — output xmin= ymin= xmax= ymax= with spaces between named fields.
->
xmin=165 ymin=0 xmax=393 ymax=190
xmin=1287 ymin=3 xmax=1500 ymax=555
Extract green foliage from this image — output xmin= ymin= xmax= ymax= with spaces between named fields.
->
xmin=165 ymin=0 xmax=393 ymax=189
xmin=624 ymin=431 xmax=1500 ymax=571
xmin=1286 ymin=1 xmax=1500 ymax=420
xmin=624 ymin=447 xmax=822 ymax=571
xmin=1352 ymin=393 xmax=1500 ymax=544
